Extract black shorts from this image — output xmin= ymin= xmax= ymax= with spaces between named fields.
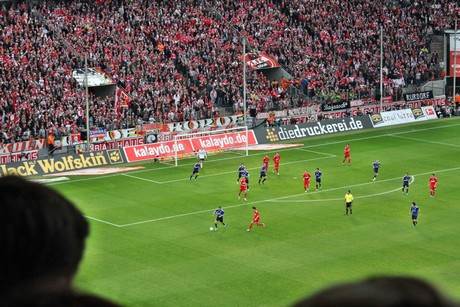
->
xmin=192 ymin=170 xmax=199 ymax=174
xmin=403 ymin=182 xmax=409 ymax=187
xmin=216 ymin=216 xmax=224 ymax=223
xmin=316 ymin=179 xmax=321 ymax=183
xmin=346 ymin=202 xmax=352 ymax=208
xmin=412 ymin=215 xmax=418 ymax=220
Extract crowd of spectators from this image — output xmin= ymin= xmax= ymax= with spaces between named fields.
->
xmin=0 ymin=0 xmax=458 ymax=144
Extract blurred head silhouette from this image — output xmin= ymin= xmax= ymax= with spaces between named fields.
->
xmin=0 ymin=176 xmax=88 ymax=299
xmin=293 ymin=276 xmax=458 ymax=307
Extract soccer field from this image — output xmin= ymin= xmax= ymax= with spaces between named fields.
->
xmin=49 ymin=118 xmax=460 ymax=306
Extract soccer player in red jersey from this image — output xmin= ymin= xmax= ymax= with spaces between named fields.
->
xmin=247 ymin=206 xmax=265 ymax=231
xmin=428 ymin=173 xmax=438 ymax=198
xmin=238 ymin=177 xmax=248 ymax=201
xmin=342 ymin=144 xmax=351 ymax=165
xmin=273 ymin=152 xmax=281 ymax=175
xmin=262 ymin=155 xmax=270 ymax=171
xmin=302 ymin=169 xmax=311 ymax=192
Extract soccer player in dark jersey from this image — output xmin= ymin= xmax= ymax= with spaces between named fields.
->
xmin=314 ymin=168 xmax=322 ymax=191
xmin=247 ymin=206 xmax=265 ymax=231
xmin=410 ymin=202 xmax=420 ymax=227
xmin=213 ymin=206 xmax=226 ymax=230
xmin=258 ymin=165 xmax=267 ymax=184
xmin=402 ymin=172 xmax=411 ymax=195
xmin=237 ymin=163 xmax=245 ymax=183
xmin=190 ymin=162 xmax=201 ymax=180
xmin=372 ymin=160 xmax=381 ymax=181
xmin=242 ymin=169 xmax=250 ymax=190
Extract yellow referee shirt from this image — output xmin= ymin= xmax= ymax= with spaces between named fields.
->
xmin=344 ymin=193 xmax=354 ymax=203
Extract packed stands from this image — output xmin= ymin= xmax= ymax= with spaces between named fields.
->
xmin=0 ymin=0 xmax=458 ymax=144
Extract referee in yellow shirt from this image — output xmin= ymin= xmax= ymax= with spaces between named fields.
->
xmin=344 ymin=190 xmax=354 ymax=216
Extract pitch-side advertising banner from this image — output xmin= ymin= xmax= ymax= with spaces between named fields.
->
xmin=0 ymin=149 xmax=127 ymax=177
xmin=123 ymin=131 xmax=258 ymax=162
xmin=370 ymin=106 xmax=437 ymax=128
xmin=189 ymin=131 xmax=257 ymax=152
xmin=123 ymin=139 xmax=194 ymax=162
xmin=254 ymin=116 xmax=373 ymax=143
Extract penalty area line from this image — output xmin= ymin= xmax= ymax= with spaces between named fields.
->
xmin=157 ymin=155 xmax=335 ymax=184
xmin=118 ymin=174 xmax=418 ymax=227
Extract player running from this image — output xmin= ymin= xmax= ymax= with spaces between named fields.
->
xmin=402 ymin=172 xmax=411 ymax=195
xmin=342 ymin=144 xmax=351 ymax=165
xmin=247 ymin=206 xmax=265 ymax=231
xmin=303 ymin=169 xmax=311 ymax=192
xmin=410 ymin=202 xmax=420 ymax=227
xmin=372 ymin=160 xmax=381 ymax=181
xmin=315 ymin=168 xmax=322 ymax=191
xmin=213 ymin=206 xmax=226 ymax=230
xmin=258 ymin=165 xmax=267 ymax=185
xmin=429 ymin=173 xmax=438 ymax=198
xmin=190 ymin=162 xmax=201 ymax=180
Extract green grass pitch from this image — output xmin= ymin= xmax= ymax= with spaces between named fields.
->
xmin=49 ymin=118 xmax=460 ymax=306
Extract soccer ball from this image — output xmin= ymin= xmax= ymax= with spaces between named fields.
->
xmin=209 ymin=227 xmax=214 ymax=231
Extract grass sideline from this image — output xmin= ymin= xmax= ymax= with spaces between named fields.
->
xmin=49 ymin=118 xmax=460 ymax=306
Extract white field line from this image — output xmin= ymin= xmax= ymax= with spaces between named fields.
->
xmin=117 ymin=167 xmax=459 ymax=228
xmin=387 ymin=134 xmax=460 ymax=148
xmin=294 ymin=147 xmax=337 ymax=157
xmin=84 ymin=215 xmax=122 ymax=227
xmin=47 ymin=121 xmax=460 ymax=187
xmin=273 ymin=176 xmax=415 ymax=202
xmin=121 ymin=174 xmax=162 ymax=184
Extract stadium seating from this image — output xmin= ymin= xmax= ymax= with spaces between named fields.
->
xmin=0 ymin=0 xmax=457 ymax=143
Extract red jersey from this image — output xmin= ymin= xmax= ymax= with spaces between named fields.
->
xmin=239 ymin=178 xmax=247 ymax=191
xmin=344 ymin=145 xmax=350 ymax=157
xmin=303 ymin=172 xmax=311 ymax=183
xmin=273 ymin=154 xmax=280 ymax=165
xmin=252 ymin=209 xmax=260 ymax=222
xmin=429 ymin=176 xmax=438 ymax=187
xmin=263 ymin=156 xmax=270 ymax=167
